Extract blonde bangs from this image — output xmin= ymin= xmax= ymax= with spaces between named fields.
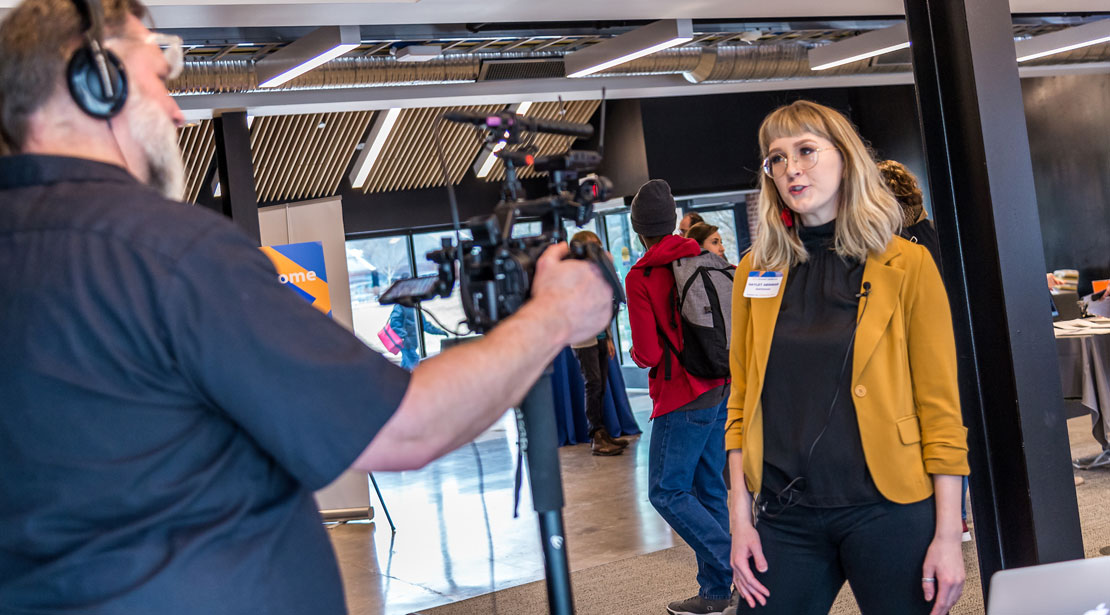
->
xmin=758 ymin=104 xmax=833 ymax=155
xmin=749 ymin=100 xmax=901 ymax=272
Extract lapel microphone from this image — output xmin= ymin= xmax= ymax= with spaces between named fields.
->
xmin=856 ymin=281 xmax=872 ymax=298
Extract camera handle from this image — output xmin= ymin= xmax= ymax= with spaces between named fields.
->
xmin=514 ymin=365 xmax=575 ymax=615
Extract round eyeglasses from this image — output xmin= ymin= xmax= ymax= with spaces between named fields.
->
xmin=107 ymin=32 xmax=184 ymax=82
xmin=762 ymin=146 xmax=838 ymax=179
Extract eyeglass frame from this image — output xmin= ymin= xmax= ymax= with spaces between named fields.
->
xmin=761 ymin=146 xmax=839 ymax=179
xmin=106 ymin=32 xmax=184 ymax=82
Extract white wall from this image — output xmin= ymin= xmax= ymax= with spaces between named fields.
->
xmin=259 ymin=197 xmax=372 ymax=521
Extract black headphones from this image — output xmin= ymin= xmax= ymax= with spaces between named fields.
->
xmin=67 ymin=0 xmax=128 ymax=119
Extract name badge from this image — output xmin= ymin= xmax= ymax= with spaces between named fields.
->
xmin=744 ymin=271 xmax=784 ymax=298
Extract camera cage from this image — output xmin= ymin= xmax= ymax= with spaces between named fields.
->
xmin=379 ymin=108 xmax=616 ymax=334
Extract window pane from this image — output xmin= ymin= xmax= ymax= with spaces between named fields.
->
xmin=346 ymin=236 xmax=413 ymax=367
xmin=698 ymin=208 xmax=743 ymax=264
xmin=510 ymin=221 xmax=542 ymax=238
xmin=564 ymin=217 xmax=598 ymax=242
xmin=605 ymin=212 xmax=642 ymax=365
xmin=412 ymin=229 xmax=475 ymax=358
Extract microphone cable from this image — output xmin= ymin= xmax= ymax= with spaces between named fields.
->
xmin=759 ymin=281 xmax=871 ymax=518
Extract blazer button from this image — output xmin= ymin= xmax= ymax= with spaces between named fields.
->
xmin=854 ymin=385 xmax=867 ymax=397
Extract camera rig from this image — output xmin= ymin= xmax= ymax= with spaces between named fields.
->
xmin=379 ymin=109 xmax=624 ymax=333
xmin=377 ymin=107 xmax=626 ymax=615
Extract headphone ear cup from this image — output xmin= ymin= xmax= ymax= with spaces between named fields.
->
xmin=67 ymin=46 xmax=128 ymax=119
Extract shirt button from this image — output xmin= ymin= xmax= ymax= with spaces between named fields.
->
xmin=854 ymin=385 xmax=867 ymax=397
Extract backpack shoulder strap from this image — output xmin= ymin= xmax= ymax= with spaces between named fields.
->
xmin=656 ymin=324 xmax=680 ymax=380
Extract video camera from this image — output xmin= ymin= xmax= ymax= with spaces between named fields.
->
xmin=379 ymin=109 xmax=625 ymax=333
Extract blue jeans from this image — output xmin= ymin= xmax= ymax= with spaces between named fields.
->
xmin=648 ymin=399 xmax=732 ymax=600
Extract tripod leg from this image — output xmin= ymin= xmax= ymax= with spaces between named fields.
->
xmin=519 ymin=365 xmax=575 ymax=615
xmin=369 ymin=473 xmax=396 ymax=534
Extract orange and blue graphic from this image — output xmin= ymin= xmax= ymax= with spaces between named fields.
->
xmin=260 ymin=241 xmax=332 ymax=317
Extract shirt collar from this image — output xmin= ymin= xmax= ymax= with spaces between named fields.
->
xmin=0 ymin=154 xmax=138 ymax=191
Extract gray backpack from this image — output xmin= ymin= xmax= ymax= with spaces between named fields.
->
xmin=668 ymin=251 xmax=734 ymax=379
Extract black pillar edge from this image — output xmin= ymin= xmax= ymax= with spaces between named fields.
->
xmin=212 ymin=110 xmax=261 ymax=245
xmin=903 ymin=0 xmax=1084 ymax=597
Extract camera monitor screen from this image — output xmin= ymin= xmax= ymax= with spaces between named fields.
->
xmin=379 ymin=275 xmax=440 ymax=306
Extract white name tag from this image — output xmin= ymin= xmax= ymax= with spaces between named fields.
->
xmin=743 ymin=271 xmax=784 ymax=298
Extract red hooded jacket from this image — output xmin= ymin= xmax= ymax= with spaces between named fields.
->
xmin=625 ymin=235 xmax=729 ymax=418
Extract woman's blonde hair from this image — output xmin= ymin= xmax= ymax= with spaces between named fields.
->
xmin=751 ymin=100 xmax=901 ymax=271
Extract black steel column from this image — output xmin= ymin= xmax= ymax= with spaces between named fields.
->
xmin=212 ymin=110 xmax=261 ymax=245
xmin=903 ymin=0 xmax=1084 ymax=593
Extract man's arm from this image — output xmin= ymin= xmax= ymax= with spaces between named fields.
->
xmin=421 ymin=314 xmax=448 ymax=337
xmin=353 ymin=244 xmax=613 ymax=471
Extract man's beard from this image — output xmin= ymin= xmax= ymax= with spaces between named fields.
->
xmin=125 ymin=88 xmax=186 ymax=201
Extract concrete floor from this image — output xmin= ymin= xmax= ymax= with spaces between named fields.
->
xmin=328 ymin=393 xmax=677 ymax=615
xmin=327 ymin=393 xmax=1109 ymax=615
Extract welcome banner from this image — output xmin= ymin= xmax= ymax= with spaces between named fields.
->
xmin=260 ymin=241 xmax=332 ymax=318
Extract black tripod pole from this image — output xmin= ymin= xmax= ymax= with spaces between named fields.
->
xmin=517 ymin=364 xmax=574 ymax=615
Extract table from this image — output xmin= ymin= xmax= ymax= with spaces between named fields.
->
xmin=551 ymin=347 xmax=642 ymax=446
xmin=1055 ymin=321 xmax=1110 ymax=469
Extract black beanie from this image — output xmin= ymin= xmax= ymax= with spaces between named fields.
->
xmin=630 ymin=179 xmax=677 ymax=238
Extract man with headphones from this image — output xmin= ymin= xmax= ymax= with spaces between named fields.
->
xmin=0 ymin=0 xmax=616 ymax=613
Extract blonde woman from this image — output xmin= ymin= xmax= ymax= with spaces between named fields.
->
xmin=725 ymin=101 xmax=968 ymax=615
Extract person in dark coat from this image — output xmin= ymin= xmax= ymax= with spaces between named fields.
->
xmin=388 ymin=304 xmax=448 ymax=371
xmin=878 ymin=159 xmax=972 ymax=540
xmin=878 ymin=160 xmax=942 ymax=273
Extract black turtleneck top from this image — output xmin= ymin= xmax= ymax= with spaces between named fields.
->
xmin=760 ymin=220 xmax=883 ymax=508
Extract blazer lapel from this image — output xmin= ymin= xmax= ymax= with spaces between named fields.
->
xmin=852 ymin=242 xmax=905 ymax=383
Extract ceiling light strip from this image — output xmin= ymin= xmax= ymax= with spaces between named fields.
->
xmin=809 ymin=23 xmax=910 ymax=72
xmin=565 ymin=19 xmax=694 ymax=79
xmin=1016 ymin=19 xmax=1110 ymax=62
xmin=350 ymin=107 xmax=402 ymax=189
xmin=257 ymin=26 xmax=361 ymax=89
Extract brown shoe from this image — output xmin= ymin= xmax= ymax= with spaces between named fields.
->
xmin=591 ymin=433 xmax=624 ymax=456
xmin=598 ymin=428 xmax=629 ymax=448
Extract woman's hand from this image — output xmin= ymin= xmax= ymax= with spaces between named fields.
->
xmin=922 ymin=532 xmax=965 ymax=615
xmin=731 ymin=522 xmax=770 ymax=608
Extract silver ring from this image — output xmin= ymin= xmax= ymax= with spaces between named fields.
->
xmin=922 ymin=577 xmax=937 ymax=583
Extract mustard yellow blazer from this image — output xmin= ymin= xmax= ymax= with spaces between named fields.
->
xmin=725 ymin=236 xmax=969 ymax=504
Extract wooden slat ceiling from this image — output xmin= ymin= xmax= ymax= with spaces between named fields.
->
xmin=360 ymin=104 xmax=503 ymax=194
xmin=177 ymin=120 xmax=214 ymax=204
xmin=173 ymin=102 xmax=601 ymax=205
xmin=484 ymin=100 xmax=602 ymax=182
xmin=251 ymin=111 xmax=374 ymax=203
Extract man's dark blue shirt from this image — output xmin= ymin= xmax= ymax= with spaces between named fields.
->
xmin=0 ymin=155 xmax=410 ymax=614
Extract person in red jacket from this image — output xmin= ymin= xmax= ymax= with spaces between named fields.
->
xmin=625 ymin=179 xmax=735 ymax=615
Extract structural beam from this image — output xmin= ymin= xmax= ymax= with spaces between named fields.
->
xmin=212 ymin=110 xmax=262 ymax=245
xmin=903 ymin=0 xmax=1084 ymax=599
xmin=174 ymin=62 xmax=1110 ymax=122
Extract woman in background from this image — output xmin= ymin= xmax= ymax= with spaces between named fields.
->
xmin=569 ymin=230 xmax=628 ymax=456
xmin=686 ymin=222 xmax=728 ymax=262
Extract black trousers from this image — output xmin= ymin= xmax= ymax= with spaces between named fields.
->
xmin=573 ymin=340 xmax=609 ymax=438
xmin=735 ymin=496 xmax=936 ymax=615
